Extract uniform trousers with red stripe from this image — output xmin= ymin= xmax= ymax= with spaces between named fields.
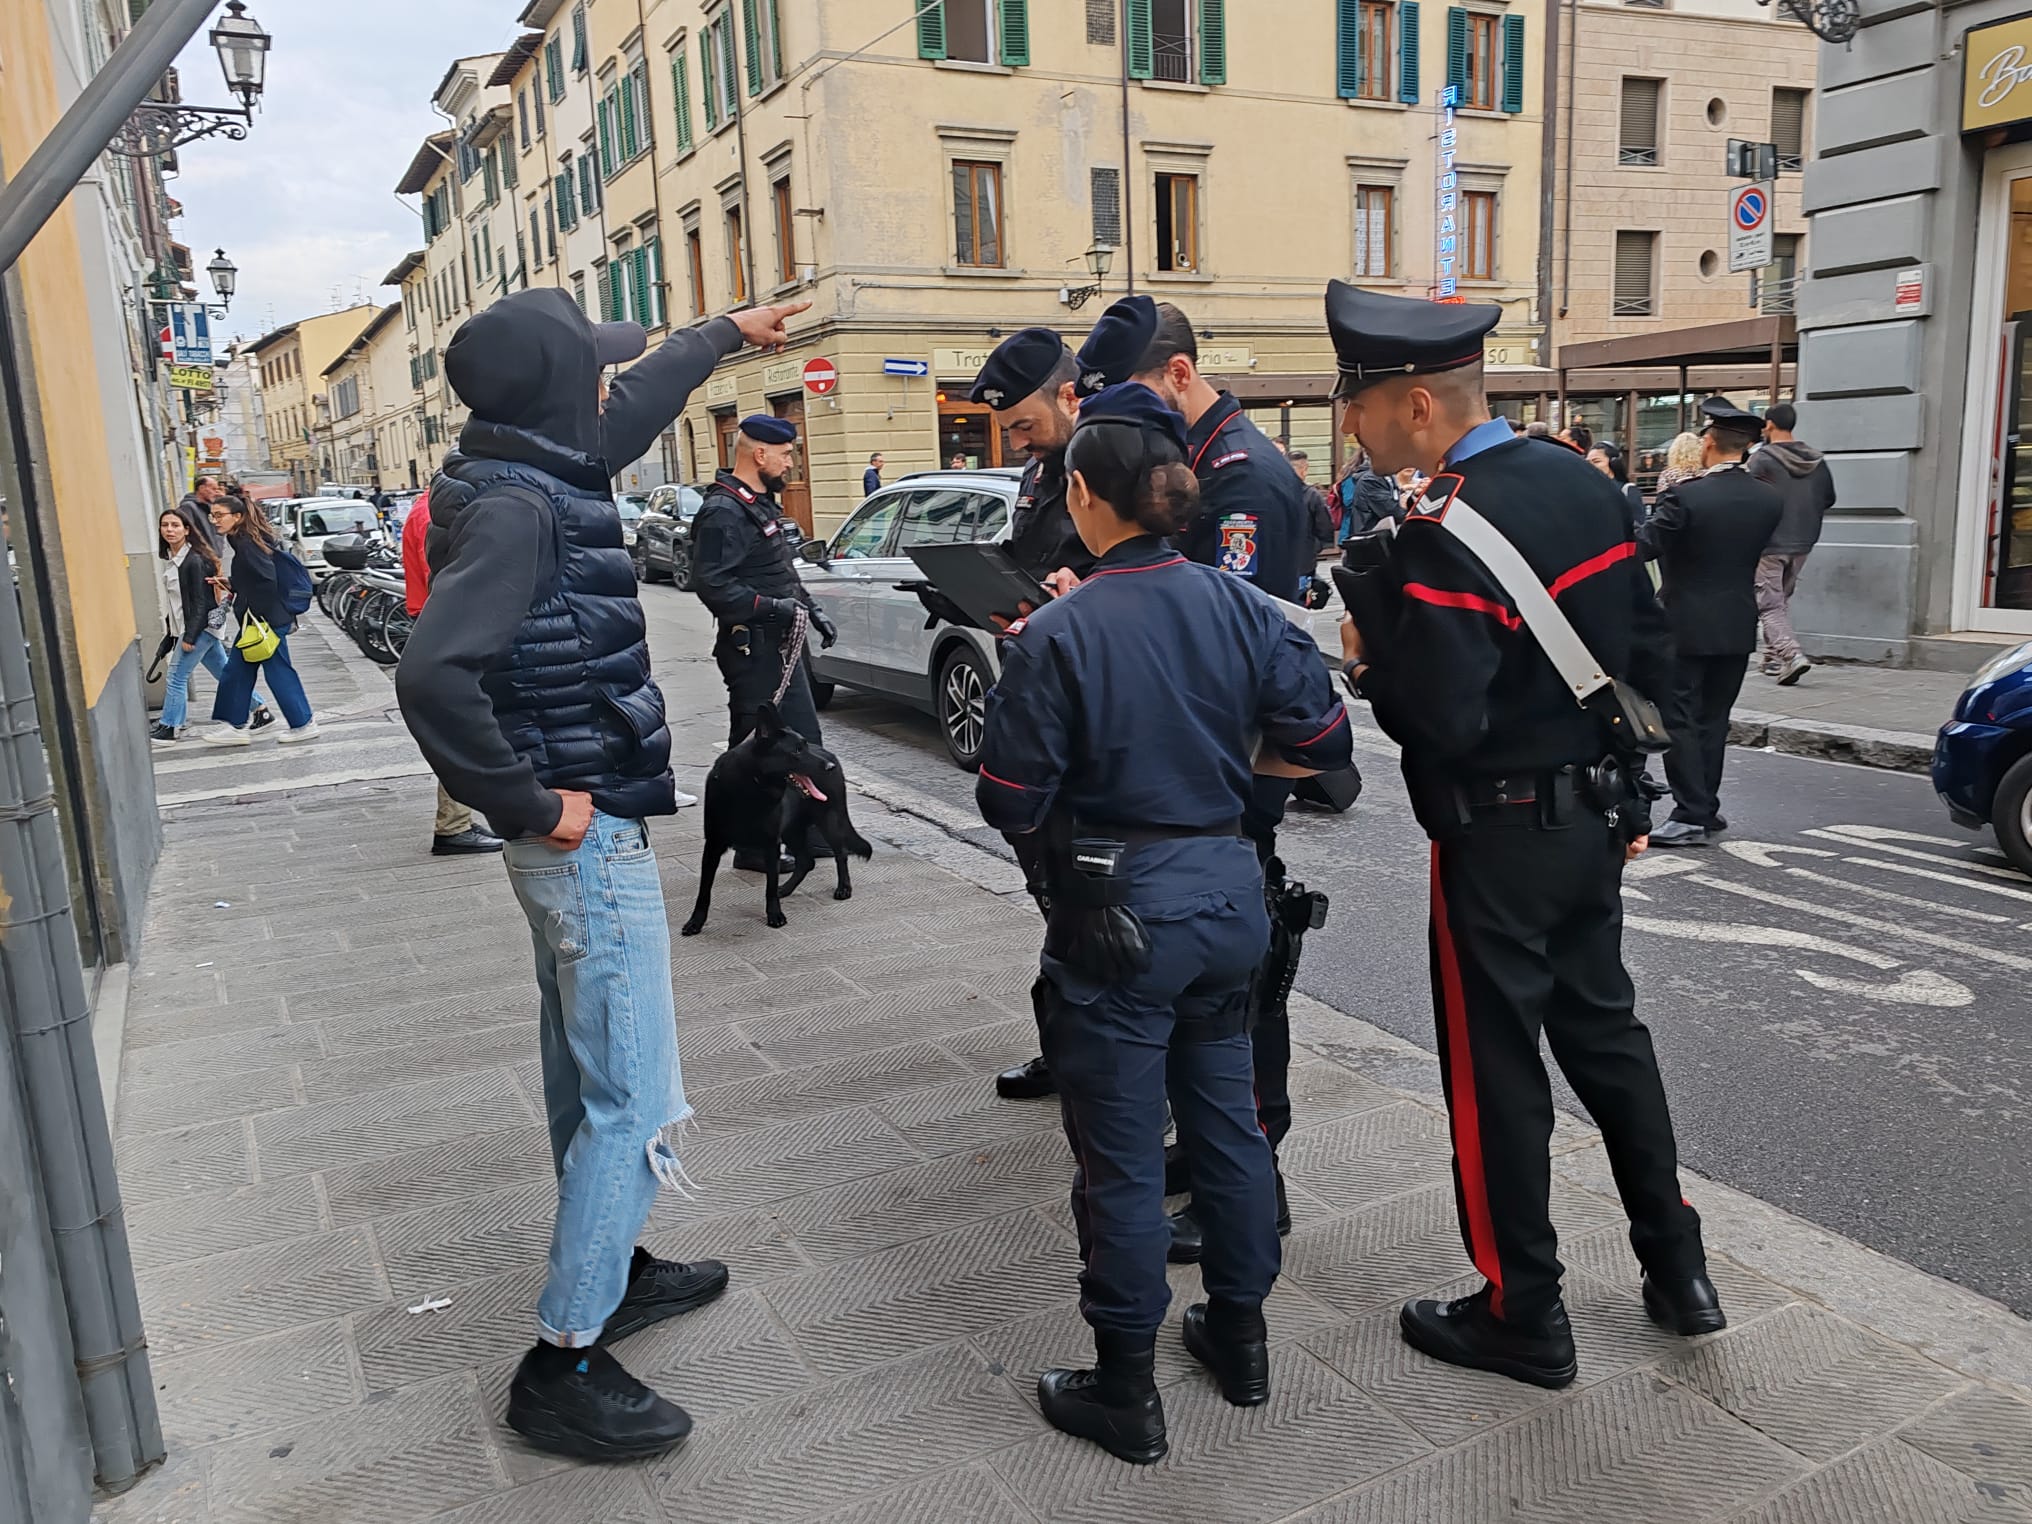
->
xmin=1427 ymin=808 xmax=1706 ymax=1323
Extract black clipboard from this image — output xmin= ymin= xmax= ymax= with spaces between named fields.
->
xmin=905 ymin=542 xmax=1053 ymax=630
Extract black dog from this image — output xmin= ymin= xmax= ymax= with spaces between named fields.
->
xmin=682 ymin=704 xmax=872 ymax=935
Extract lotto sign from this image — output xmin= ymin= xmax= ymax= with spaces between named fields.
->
xmin=1728 ymin=182 xmax=1774 ymax=273
xmin=802 ymin=357 xmax=839 ymax=396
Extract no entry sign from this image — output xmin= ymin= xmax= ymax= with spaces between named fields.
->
xmin=803 ymin=357 xmax=839 ymax=396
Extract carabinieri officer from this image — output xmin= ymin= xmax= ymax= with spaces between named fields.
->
xmin=1327 ymin=281 xmax=1723 ymax=1390
xmin=975 ymin=383 xmax=1352 ymax=1464
xmin=1075 ymin=295 xmax=1324 ymax=1260
xmin=691 ymin=413 xmax=837 ymax=752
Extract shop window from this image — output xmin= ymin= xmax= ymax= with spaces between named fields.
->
xmin=1156 ymin=171 xmax=1200 ymax=273
xmin=1620 ymin=78 xmax=1661 ymax=167
xmin=1614 ymin=230 xmax=1656 ymax=316
xmin=953 ymin=160 xmax=1004 ymax=268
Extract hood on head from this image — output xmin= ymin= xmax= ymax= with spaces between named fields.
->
xmin=1761 ymin=439 xmax=1824 ymax=476
xmin=444 ymin=288 xmax=609 ymax=459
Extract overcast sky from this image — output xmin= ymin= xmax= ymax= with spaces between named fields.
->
xmin=168 ymin=0 xmax=517 ymax=344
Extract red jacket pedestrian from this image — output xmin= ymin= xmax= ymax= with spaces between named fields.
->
xmin=403 ymin=490 xmax=432 ymax=617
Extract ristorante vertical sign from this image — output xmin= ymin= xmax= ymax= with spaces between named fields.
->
xmin=1435 ymin=83 xmax=1463 ymax=301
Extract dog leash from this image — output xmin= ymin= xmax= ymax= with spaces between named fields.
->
xmin=772 ymin=604 xmax=810 ymax=707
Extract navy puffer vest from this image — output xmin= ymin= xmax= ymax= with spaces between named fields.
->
xmin=433 ymin=428 xmax=675 ymax=819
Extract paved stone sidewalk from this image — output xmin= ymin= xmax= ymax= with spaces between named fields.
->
xmin=95 ymin=750 xmax=2032 ymax=1523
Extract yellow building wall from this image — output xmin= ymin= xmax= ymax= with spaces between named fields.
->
xmin=0 ymin=0 xmax=138 ymax=703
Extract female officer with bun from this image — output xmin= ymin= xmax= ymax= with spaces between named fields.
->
xmin=974 ymin=383 xmax=1353 ymax=1464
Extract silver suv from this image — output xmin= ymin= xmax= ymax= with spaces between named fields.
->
xmin=795 ymin=468 xmax=1022 ymax=770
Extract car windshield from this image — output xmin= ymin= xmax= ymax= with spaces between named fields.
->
xmin=301 ymin=508 xmax=374 ymax=537
xmin=616 ymin=494 xmax=649 ymax=520
xmin=672 ymin=487 xmax=705 ymax=520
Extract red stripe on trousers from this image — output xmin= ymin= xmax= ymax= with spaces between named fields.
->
xmin=1430 ymin=844 xmax=1506 ymax=1318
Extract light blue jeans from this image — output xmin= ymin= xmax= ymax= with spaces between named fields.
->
xmin=504 ymin=811 xmax=692 ymax=1347
xmin=159 ymin=631 xmax=266 ymax=730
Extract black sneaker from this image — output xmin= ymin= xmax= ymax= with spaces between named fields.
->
xmin=248 ymin=706 xmax=277 ymax=732
xmin=599 ymin=1247 xmax=731 ymax=1345
xmin=149 ymin=723 xmax=179 ymax=745
xmin=504 ymin=1342 xmax=692 ymax=1461
xmin=1399 ymin=1288 xmax=1578 ymax=1389
xmin=431 ymin=827 xmax=505 ymax=856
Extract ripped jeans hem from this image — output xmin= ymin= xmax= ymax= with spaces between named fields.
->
xmin=647 ymin=1107 xmax=699 ymax=1194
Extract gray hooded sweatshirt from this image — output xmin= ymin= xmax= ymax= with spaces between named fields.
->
xmin=1746 ymin=439 xmax=1837 ymax=556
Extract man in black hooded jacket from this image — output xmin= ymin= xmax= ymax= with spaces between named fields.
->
xmin=396 ymin=287 xmax=805 ymax=1461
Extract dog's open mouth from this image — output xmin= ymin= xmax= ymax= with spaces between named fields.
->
xmin=790 ymin=773 xmax=828 ymax=802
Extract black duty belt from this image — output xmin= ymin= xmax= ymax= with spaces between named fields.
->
xmin=1454 ymin=769 xmax=1582 ymax=825
xmin=1072 ymin=818 xmax=1244 ymax=852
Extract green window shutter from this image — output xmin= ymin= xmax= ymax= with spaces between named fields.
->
xmin=648 ymin=238 xmax=666 ymax=326
xmin=1001 ymin=0 xmax=1030 ymax=67
xmin=702 ymin=29 xmax=721 ymax=129
xmin=1499 ymin=12 xmax=1525 ymax=112
xmin=1126 ymin=0 xmax=1153 ymax=79
xmin=1445 ymin=6 xmax=1467 ymax=95
xmin=503 ymin=143 xmax=518 ymax=190
xmin=595 ymin=263 xmax=610 ymax=322
xmin=1199 ymin=0 xmax=1226 ymax=85
xmin=1336 ymin=0 xmax=1361 ymax=98
xmin=571 ymin=5 xmax=587 ymax=72
xmin=598 ymin=92 xmax=616 ymax=176
xmin=917 ymin=0 xmax=946 ymax=60
xmin=545 ymin=40 xmax=561 ymax=101
xmin=743 ymin=0 xmax=764 ymax=93
xmin=1399 ymin=0 xmax=1420 ymax=102
xmin=635 ymin=249 xmax=651 ymax=323
xmin=624 ymin=74 xmax=643 ymax=160
xmin=673 ymin=51 xmax=693 ymax=152
xmin=769 ymin=0 xmax=784 ymax=77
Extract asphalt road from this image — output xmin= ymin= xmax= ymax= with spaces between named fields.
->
xmin=641 ymin=589 xmax=2032 ymax=1317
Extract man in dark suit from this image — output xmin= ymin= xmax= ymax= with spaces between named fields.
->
xmin=1639 ymin=398 xmax=1783 ymax=847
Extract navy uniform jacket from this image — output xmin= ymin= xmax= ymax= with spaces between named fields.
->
xmin=1006 ymin=452 xmax=1099 ymax=582
xmin=976 ymin=537 xmax=1351 ymax=895
xmin=1359 ymin=434 xmax=1672 ymax=788
xmin=1178 ymin=395 xmax=1312 ymax=605
xmin=692 ymin=469 xmax=818 ymax=629
xmin=1638 ymin=463 xmax=1783 ymax=658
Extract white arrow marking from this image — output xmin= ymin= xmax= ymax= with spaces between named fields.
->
xmin=1624 ymin=913 xmax=1900 ymax=968
xmin=1843 ymin=855 xmax=2032 ymax=906
xmin=1721 ymin=841 xmax=1838 ymax=870
xmin=1794 ymin=968 xmax=1976 ymax=1007
xmin=1804 ymin=828 xmax=2029 ymax=883
xmin=1686 ymin=874 xmax=2032 ymax=972
xmin=1815 ymin=824 xmax=1975 ymax=848
xmin=1776 ymin=866 xmax=2013 ymax=924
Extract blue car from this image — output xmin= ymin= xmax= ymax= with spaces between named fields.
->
xmin=1933 ymin=639 xmax=2032 ymax=876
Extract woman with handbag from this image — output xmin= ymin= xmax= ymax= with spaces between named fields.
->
xmin=151 ymin=508 xmax=272 ymax=744
xmin=197 ymin=496 xmax=319 ymax=746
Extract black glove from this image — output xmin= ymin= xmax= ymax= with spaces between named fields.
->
xmin=810 ymin=607 xmax=838 ymax=649
xmin=757 ymin=597 xmax=802 ymax=626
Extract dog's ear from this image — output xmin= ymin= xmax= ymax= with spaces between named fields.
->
xmin=754 ymin=702 xmax=783 ymax=737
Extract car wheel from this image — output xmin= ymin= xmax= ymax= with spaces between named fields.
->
xmin=672 ymin=541 xmax=695 ymax=593
xmin=937 ymin=645 xmax=990 ymax=772
xmin=1992 ymin=753 xmax=2032 ymax=878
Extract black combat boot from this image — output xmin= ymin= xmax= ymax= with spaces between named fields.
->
xmin=505 ymin=1342 xmax=693 ymax=1461
xmin=996 ymin=1054 xmax=1056 ymax=1100
xmin=1642 ymin=1270 xmax=1727 ymax=1336
xmin=1182 ymin=1298 xmax=1270 ymax=1406
xmin=1399 ymin=1288 xmax=1578 ymax=1389
xmin=1038 ymin=1329 xmax=1167 ymax=1464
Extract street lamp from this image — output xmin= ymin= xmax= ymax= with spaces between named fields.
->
xmin=1063 ymin=243 xmax=1117 ymax=312
xmin=109 ymin=2 xmax=272 ymax=158
xmin=1755 ymin=0 xmax=1858 ymax=43
xmin=206 ymin=248 xmax=237 ymax=309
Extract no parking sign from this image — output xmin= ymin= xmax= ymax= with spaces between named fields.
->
xmin=1728 ymin=182 xmax=1774 ymax=273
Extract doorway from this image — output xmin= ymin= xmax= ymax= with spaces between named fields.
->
xmin=769 ymin=393 xmax=814 ymax=536
xmin=936 ymin=393 xmax=1014 ymax=468
xmin=1958 ymin=142 xmax=2032 ymax=635
xmin=712 ymin=408 xmax=740 ymax=474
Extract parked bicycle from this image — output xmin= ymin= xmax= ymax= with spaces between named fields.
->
xmin=319 ymin=533 xmax=412 ymax=665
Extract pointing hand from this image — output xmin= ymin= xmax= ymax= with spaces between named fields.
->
xmin=730 ymin=301 xmax=813 ymax=352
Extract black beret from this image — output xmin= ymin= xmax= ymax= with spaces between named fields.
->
xmin=739 ymin=414 xmax=798 ymax=444
xmin=1325 ymin=280 xmax=1501 ymax=400
xmin=1070 ymin=382 xmax=1188 ymax=453
xmin=969 ymin=327 xmax=1067 ymax=409
xmin=1699 ymin=396 xmax=1763 ymax=433
xmin=1074 ymin=295 xmax=1158 ymax=399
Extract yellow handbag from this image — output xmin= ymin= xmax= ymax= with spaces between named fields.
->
xmin=233 ymin=611 xmax=281 ymax=664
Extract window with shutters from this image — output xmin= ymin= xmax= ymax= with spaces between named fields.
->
xmin=1462 ymin=189 xmax=1495 ymax=279
xmin=1156 ymin=172 xmax=1200 ymax=272
xmin=1613 ymin=230 xmax=1655 ymax=315
xmin=530 ymin=208 xmax=543 ymax=269
xmin=578 ymin=138 xmax=601 ymax=213
xmin=570 ymin=3 xmax=588 ymax=74
xmin=952 ymin=160 xmax=1004 ymax=268
xmin=513 ymin=230 xmax=529 ymax=290
xmin=545 ymin=38 xmax=566 ymax=103
xmin=556 ymin=155 xmax=578 ymax=230
xmin=1619 ymin=78 xmax=1661 ymax=166
xmin=502 ymin=140 xmax=519 ymax=191
xmin=518 ymin=92 xmax=532 ymax=152
xmin=1091 ymin=167 xmax=1123 ymax=249
xmin=571 ymin=271 xmax=588 ymax=314
xmin=1087 ymin=0 xmax=1116 ymax=45
xmin=670 ymin=43 xmax=695 ymax=155
xmin=1355 ymin=1 xmax=1393 ymax=100
xmin=743 ymin=0 xmax=785 ymax=93
xmin=686 ymin=221 xmax=707 ymax=316
xmin=702 ymin=9 xmax=741 ymax=130
xmin=773 ymin=175 xmax=797 ymax=286
xmin=595 ymin=258 xmax=615 ymax=323
xmin=1463 ymin=12 xmax=1498 ymax=109
xmin=1126 ymin=0 xmax=1225 ymax=85
xmin=1152 ymin=0 xmax=1190 ymax=82
xmin=533 ymin=76 xmax=546 ymax=138
xmin=1772 ymin=88 xmax=1807 ymax=171
xmin=545 ymin=201 xmax=557 ymax=262
xmin=727 ymin=206 xmax=748 ymax=303
xmin=1355 ymin=185 xmax=1394 ymax=277
xmin=645 ymin=237 xmax=667 ymax=327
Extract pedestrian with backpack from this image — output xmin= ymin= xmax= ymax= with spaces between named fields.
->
xmin=198 ymin=495 xmax=320 ymax=745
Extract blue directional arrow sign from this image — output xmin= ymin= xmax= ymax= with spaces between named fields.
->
xmin=883 ymin=358 xmax=929 ymax=377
